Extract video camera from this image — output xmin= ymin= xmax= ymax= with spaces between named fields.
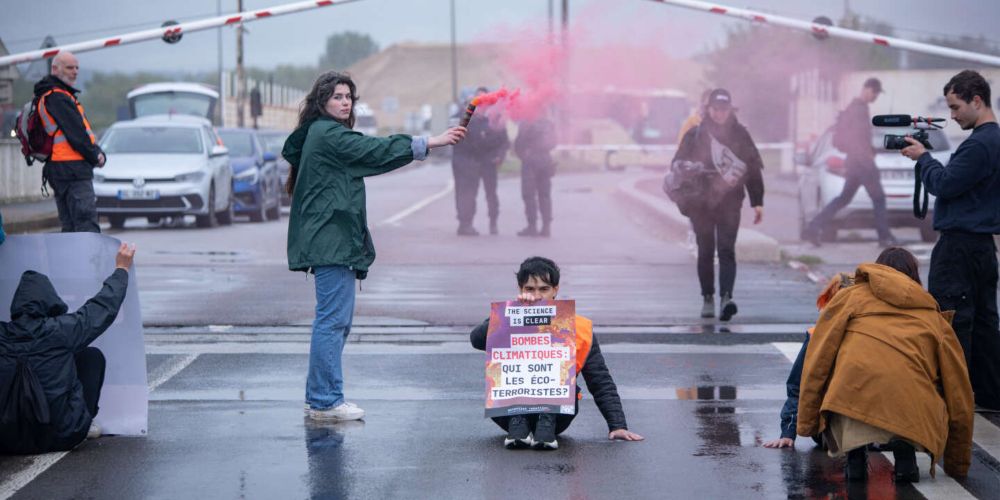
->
xmin=872 ymin=114 xmax=947 ymax=219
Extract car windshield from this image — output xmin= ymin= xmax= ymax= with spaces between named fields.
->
xmin=872 ymin=129 xmax=950 ymax=152
xmin=131 ymin=92 xmax=213 ymax=120
xmin=218 ymin=131 xmax=255 ymax=157
xmin=257 ymin=133 xmax=288 ymax=154
xmin=101 ymin=127 xmax=203 ymax=154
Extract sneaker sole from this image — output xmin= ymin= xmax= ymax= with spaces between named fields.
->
xmin=307 ymin=410 xmax=365 ymax=421
xmin=504 ymin=434 xmax=535 ymax=449
xmin=533 ymin=440 xmax=558 ymax=450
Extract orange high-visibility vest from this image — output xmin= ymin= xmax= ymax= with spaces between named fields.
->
xmin=573 ymin=316 xmax=595 ymax=400
xmin=574 ymin=316 xmax=594 ymax=375
xmin=38 ymin=88 xmax=96 ymax=162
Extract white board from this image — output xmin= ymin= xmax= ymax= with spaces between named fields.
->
xmin=0 ymin=233 xmax=148 ymax=436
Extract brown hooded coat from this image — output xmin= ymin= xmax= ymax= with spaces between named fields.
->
xmin=797 ymin=263 xmax=974 ymax=477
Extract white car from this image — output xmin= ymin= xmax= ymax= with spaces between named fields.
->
xmin=94 ymin=115 xmax=234 ymax=229
xmin=796 ymin=127 xmax=952 ymax=243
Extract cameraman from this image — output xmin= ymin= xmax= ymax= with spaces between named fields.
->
xmin=901 ymin=69 xmax=1000 ymax=410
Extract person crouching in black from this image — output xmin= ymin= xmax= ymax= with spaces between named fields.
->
xmin=672 ymin=88 xmax=764 ymax=321
xmin=0 ymin=242 xmax=135 ymax=454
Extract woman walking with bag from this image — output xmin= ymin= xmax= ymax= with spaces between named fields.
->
xmin=283 ymin=71 xmax=465 ymax=421
xmin=671 ymin=88 xmax=764 ymax=321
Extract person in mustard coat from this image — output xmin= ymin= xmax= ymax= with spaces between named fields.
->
xmin=797 ymin=247 xmax=973 ymax=483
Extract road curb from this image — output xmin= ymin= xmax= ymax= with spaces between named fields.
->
xmin=616 ymin=174 xmax=782 ymax=263
xmin=2 ymin=213 xmax=60 ymax=234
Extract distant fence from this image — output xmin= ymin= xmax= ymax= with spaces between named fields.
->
xmin=0 ymin=140 xmax=45 ymax=203
xmin=221 ymin=72 xmax=305 ymax=130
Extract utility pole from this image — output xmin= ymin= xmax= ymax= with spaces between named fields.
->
xmin=561 ymin=0 xmax=568 ymax=45
xmin=217 ymin=0 xmax=225 ymax=126
xmin=548 ymin=0 xmax=554 ymax=44
xmin=449 ymin=0 xmax=458 ymax=104
xmin=236 ymin=0 xmax=246 ymax=128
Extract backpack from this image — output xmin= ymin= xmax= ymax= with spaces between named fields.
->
xmin=0 ymin=355 xmax=55 ymax=454
xmin=831 ymin=109 xmax=851 ymax=153
xmin=14 ymin=94 xmax=54 ymax=166
xmin=663 ymin=159 xmax=712 ymax=216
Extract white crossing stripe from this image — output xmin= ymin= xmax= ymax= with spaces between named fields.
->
xmin=771 ymin=342 xmax=802 ymax=363
xmin=881 ymin=452 xmax=976 ymax=499
xmin=973 ymin=414 xmax=1000 ymax=466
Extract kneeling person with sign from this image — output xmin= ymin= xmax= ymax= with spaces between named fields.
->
xmin=470 ymin=256 xmax=643 ymax=450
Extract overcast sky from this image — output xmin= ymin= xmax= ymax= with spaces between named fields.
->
xmin=1 ymin=0 xmax=997 ymax=76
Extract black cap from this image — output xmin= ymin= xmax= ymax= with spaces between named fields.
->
xmin=863 ymin=77 xmax=883 ymax=93
xmin=708 ymin=88 xmax=733 ymax=108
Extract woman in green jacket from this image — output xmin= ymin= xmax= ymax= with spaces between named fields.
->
xmin=283 ymin=71 xmax=465 ymax=421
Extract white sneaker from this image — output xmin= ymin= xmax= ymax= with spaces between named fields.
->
xmin=306 ymin=402 xmax=365 ymax=421
xmin=86 ymin=422 xmax=101 ymax=439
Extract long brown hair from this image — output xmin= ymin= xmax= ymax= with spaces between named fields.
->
xmin=286 ymin=71 xmax=359 ymax=195
xmin=876 ymin=246 xmax=921 ymax=285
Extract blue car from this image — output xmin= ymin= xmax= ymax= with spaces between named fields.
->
xmin=217 ymin=128 xmax=282 ymax=222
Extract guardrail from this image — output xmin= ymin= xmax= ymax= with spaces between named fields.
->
xmin=554 ymin=142 xmax=794 ymax=173
xmin=0 ymin=140 xmax=45 ymax=204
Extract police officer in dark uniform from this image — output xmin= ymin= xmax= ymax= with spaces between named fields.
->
xmin=902 ymin=70 xmax=1000 ymax=410
xmin=514 ymin=113 xmax=557 ymax=237
xmin=35 ymin=51 xmax=105 ymax=233
xmin=451 ymin=87 xmax=510 ymax=236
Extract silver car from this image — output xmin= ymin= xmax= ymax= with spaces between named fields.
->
xmin=796 ymin=127 xmax=952 ymax=243
xmin=94 ymin=115 xmax=234 ymax=229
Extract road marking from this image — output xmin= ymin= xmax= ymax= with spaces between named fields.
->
xmin=0 ymin=453 xmax=69 ymax=500
xmin=880 ymin=452 xmax=976 ymax=499
xmin=148 ymin=354 xmax=200 ymax=391
xmin=771 ymin=342 xmax=802 ymax=363
xmin=0 ymin=354 xmax=199 ymax=499
xmin=378 ymin=179 xmax=454 ymax=226
xmin=974 ymin=414 xmax=1000 ymax=465
xmin=145 ymin=341 xmax=790 ymax=356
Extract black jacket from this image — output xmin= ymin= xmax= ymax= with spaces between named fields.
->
xmin=34 ymin=75 xmax=104 ymax=181
xmin=514 ymin=117 xmax=557 ymax=173
xmin=674 ymin=117 xmax=765 ymax=212
xmin=836 ymin=98 xmax=876 ymax=163
xmin=918 ymin=122 xmax=1000 ymax=234
xmin=470 ymin=318 xmax=628 ymax=431
xmin=0 ymin=269 xmax=128 ymax=453
xmin=452 ymin=113 xmax=509 ymax=170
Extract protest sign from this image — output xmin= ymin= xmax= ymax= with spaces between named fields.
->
xmin=0 ymin=233 xmax=148 ymax=436
xmin=484 ymin=300 xmax=576 ymax=418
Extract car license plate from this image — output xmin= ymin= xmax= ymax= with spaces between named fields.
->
xmin=881 ymin=169 xmax=913 ymax=180
xmin=118 ymin=189 xmax=160 ymax=200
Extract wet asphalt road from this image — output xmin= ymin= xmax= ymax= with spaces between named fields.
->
xmin=4 ymin=162 xmax=1000 ymax=498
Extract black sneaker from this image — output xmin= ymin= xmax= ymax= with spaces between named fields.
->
xmin=719 ymin=293 xmax=738 ymax=322
xmin=504 ymin=415 xmax=534 ymax=449
xmin=844 ymin=447 xmax=868 ymax=482
xmin=533 ymin=413 xmax=558 ymax=450
xmin=892 ymin=441 xmax=919 ymax=483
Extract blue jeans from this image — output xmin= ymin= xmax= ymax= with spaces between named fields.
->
xmin=306 ymin=266 xmax=356 ymax=410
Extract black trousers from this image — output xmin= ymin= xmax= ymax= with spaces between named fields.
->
xmin=807 ymin=162 xmax=890 ymax=240
xmin=49 ymin=178 xmax=101 ymax=233
xmin=452 ymin=162 xmax=499 ymax=226
xmin=689 ymin=204 xmax=741 ymax=297
xmin=76 ymin=347 xmax=106 ymax=418
xmin=520 ymin=166 xmax=552 ymax=227
xmin=929 ymin=231 xmax=1000 ymax=409
xmin=491 ymin=398 xmax=579 ymax=436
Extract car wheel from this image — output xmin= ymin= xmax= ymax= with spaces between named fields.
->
xmin=919 ymin=219 xmax=937 ymax=243
xmin=218 ymin=189 xmax=235 ymax=226
xmin=108 ymin=215 xmax=126 ymax=230
xmin=196 ymin=184 xmax=219 ymax=228
xmin=266 ymin=189 xmax=281 ymax=220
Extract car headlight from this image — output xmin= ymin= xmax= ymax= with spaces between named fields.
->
xmin=234 ymin=166 xmax=260 ymax=184
xmin=175 ymin=171 xmax=206 ymax=183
